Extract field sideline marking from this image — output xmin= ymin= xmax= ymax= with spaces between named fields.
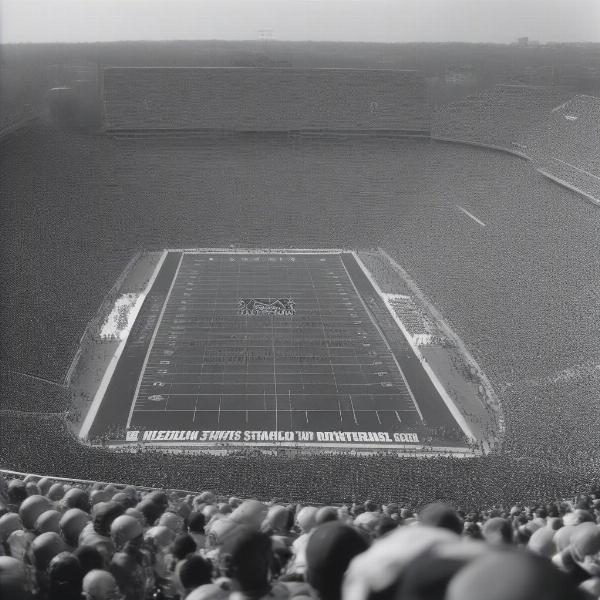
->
xmin=126 ymin=252 xmax=184 ymax=430
xmin=456 ymin=205 xmax=486 ymax=227
xmin=79 ymin=251 xmax=168 ymax=440
xmin=341 ymin=255 xmax=424 ymax=421
xmin=370 ymin=250 xmax=477 ymax=442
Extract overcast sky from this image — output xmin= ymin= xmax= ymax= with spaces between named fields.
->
xmin=1 ymin=0 xmax=598 ymax=44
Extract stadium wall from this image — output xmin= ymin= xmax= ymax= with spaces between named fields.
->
xmin=102 ymin=67 xmax=430 ymax=134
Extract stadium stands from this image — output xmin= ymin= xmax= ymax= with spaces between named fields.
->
xmin=431 ymin=85 xmax=572 ymax=158
xmin=102 ymin=67 xmax=430 ymax=134
xmin=0 ymin=469 xmax=598 ymax=600
xmin=536 ymin=95 xmax=600 ymax=204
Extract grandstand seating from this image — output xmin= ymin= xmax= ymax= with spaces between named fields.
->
xmin=431 ymin=85 xmax=572 ymax=157
xmin=102 ymin=67 xmax=430 ymax=134
xmin=0 ymin=468 xmax=598 ymax=600
xmin=536 ymin=95 xmax=600 ymax=204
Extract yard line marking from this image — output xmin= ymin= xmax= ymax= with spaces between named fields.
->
xmin=349 ymin=395 xmax=358 ymax=425
xmin=456 ymin=205 xmax=486 ymax=227
xmin=376 ymin=410 xmax=382 ymax=425
xmin=395 ymin=410 xmax=402 ymax=424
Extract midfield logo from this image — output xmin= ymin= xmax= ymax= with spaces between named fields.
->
xmin=238 ymin=298 xmax=295 ymax=316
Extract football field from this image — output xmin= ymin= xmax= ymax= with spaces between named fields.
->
xmin=86 ymin=250 xmax=462 ymax=448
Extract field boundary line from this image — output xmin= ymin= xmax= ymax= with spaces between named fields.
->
xmin=79 ymin=251 xmax=168 ymax=439
xmin=126 ymin=252 xmax=183 ymax=429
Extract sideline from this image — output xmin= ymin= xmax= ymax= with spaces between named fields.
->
xmin=79 ymin=251 xmax=168 ymax=440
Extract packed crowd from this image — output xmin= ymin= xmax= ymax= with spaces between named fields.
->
xmin=1 ymin=471 xmax=599 ymax=599
xmin=1 ymin=413 xmax=598 ymax=510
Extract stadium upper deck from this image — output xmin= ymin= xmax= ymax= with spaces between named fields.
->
xmin=102 ymin=67 xmax=430 ymax=134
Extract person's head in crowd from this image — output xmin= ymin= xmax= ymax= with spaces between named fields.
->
xmin=109 ymin=551 xmax=147 ymax=600
xmin=110 ymin=515 xmax=144 ymax=551
xmin=189 ymin=511 xmax=207 ymax=548
xmin=63 ymin=487 xmax=91 ymax=513
xmin=7 ymin=479 xmax=28 ymax=509
xmin=34 ymin=509 xmax=61 ymax=535
xmin=47 ymin=551 xmax=83 ymax=600
xmin=159 ymin=510 xmax=185 ymax=534
xmin=60 ymin=508 xmax=91 ymax=548
xmin=418 ymin=503 xmax=463 ymax=535
xmin=0 ymin=556 xmax=30 ymax=600
xmin=145 ymin=525 xmax=176 ymax=577
xmin=481 ymin=517 xmax=512 ymax=546
xmin=567 ymin=522 xmax=600 ymax=576
xmin=528 ymin=527 xmax=556 ymax=558
xmin=354 ymin=511 xmax=381 ymax=538
xmin=19 ymin=495 xmax=53 ymax=530
xmin=82 ymin=569 xmax=124 ymax=600
xmin=446 ymin=549 xmax=580 ymax=600
xmin=231 ymin=500 xmax=268 ymax=530
xmin=175 ymin=554 xmax=213 ymax=597
xmin=296 ymin=506 xmax=319 ymax=534
xmin=137 ymin=500 xmax=163 ymax=527
xmin=31 ymin=531 xmax=67 ymax=571
xmin=229 ymin=497 xmax=243 ymax=509
xmin=93 ymin=501 xmax=126 ymax=537
xmin=7 ymin=529 xmax=35 ymax=562
xmin=36 ymin=477 xmax=53 ymax=496
xmin=264 ymin=505 xmax=290 ymax=534
xmin=172 ymin=533 xmax=197 ymax=561
xmin=73 ymin=545 xmax=106 ymax=575
xmin=463 ymin=522 xmax=483 ymax=540
xmin=198 ymin=491 xmax=216 ymax=505
xmin=0 ymin=512 xmax=23 ymax=546
xmin=47 ymin=483 xmax=65 ymax=502
xmin=364 ymin=500 xmax=378 ymax=513
xmin=374 ymin=516 xmax=398 ymax=538
xmin=315 ymin=506 xmax=338 ymax=526
xmin=219 ymin=526 xmax=273 ymax=595
xmin=306 ymin=522 xmax=369 ymax=600
xmin=26 ymin=481 xmax=40 ymax=497
xmin=186 ymin=583 xmax=230 ymax=600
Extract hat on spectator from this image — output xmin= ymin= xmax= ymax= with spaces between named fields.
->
xmin=481 ymin=518 xmax=512 ymax=545
xmin=159 ymin=510 xmax=184 ymax=533
xmin=554 ymin=525 xmax=577 ymax=552
xmin=219 ymin=526 xmax=272 ymax=591
xmin=172 ymin=533 xmax=197 ymax=560
xmin=189 ymin=511 xmax=206 ymax=533
xmin=82 ymin=569 xmax=123 ymax=600
xmin=207 ymin=517 xmax=239 ymax=547
xmin=7 ymin=479 xmax=28 ymax=507
xmin=265 ymin=505 xmax=289 ymax=532
xmin=73 ymin=545 xmax=105 ymax=575
xmin=176 ymin=554 xmax=213 ymax=590
xmin=60 ymin=508 xmax=91 ymax=547
xmin=145 ymin=525 xmax=175 ymax=548
xmin=354 ymin=512 xmax=381 ymax=536
xmin=231 ymin=500 xmax=268 ymax=529
xmin=26 ymin=481 xmax=39 ymax=496
xmin=316 ymin=506 xmax=338 ymax=525
xmin=48 ymin=551 xmax=83 ymax=595
xmin=122 ymin=486 xmax=137 ymax=499
xmin=7 ymin=529 xmax=35 ymax=561
xmin=342 ymin=525 xmax=458 ymax=600
xmin=569 ymin=522 xmax=600 ymax=561
xmin=527 ymin=527 xmax=556 ymax=557
xmin=0 ymin=512 xmax=22 ymax=542
xmin=48 ymin=483 xmax=66 ymax=501
xmin=0 ymin=556 xmax=29 ymax=600
xmin=146 ymin=490 xmax=169 ymax=508
xmin=137 ymin=500 xmax=163 ymax=527
xmin=418 ymin=503 xmax=463 ymax=535
xmin=34 ymin=509 xmax=61 ymax=534
xmin=306 ymin=522 xmax=369 ymax=600
xmin=229 ymin=497 xmax=243 ymax=508
xmin=90 ymin=490 xmax=109 ymax=506
xmin=31 ymin=531 xmax=67 ymax=570
xmin=64 ymin=488 xmax=91 ymax=513
xmin=186 ymin=583 xmax=229 ymax=600
xmin=19 ymin=495 xmax=53 ymax=529
xmin=396 ymin=549 xmax=475 ymax=600
xmin=93 ymin=501 xmax=125 ymax=537
xmin=203 ymin=505 xmax=219 ymax=520
xmin=110 ymin=515 xmax=143 ymax=550
xmin=445 ymin=549 xmax=577 ymax=600
xmin=37 ymin=477 xmax=53 ymax=496
xmin=199 ymin=491 xmax=216 ymax=504
xmin=296 ymin=506 xmax=319 ymax=533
